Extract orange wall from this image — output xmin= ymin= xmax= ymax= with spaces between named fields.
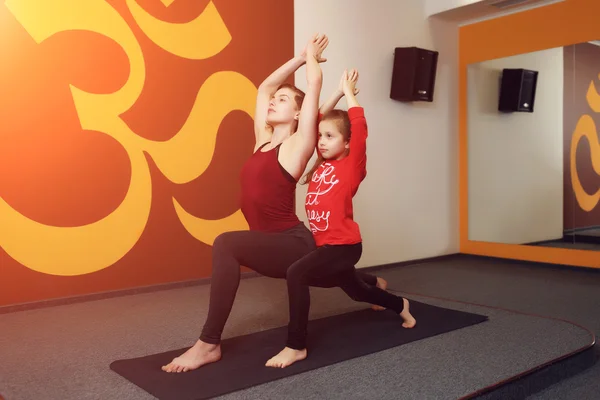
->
xmin=0 ymin=0 xmax=294 ymax=306
xmin=459 ymin=0 xmax=600 ymax=268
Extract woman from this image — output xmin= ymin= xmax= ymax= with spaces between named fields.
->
xmin=162 ymin=34 xmax=384 ymax=373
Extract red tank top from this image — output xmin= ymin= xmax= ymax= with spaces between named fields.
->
xmin=240 ymin=142 xmax=300 ymax=232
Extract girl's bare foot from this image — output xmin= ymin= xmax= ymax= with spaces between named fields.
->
xmin=400 ymin=298 xmax=416 ymax=328
xmin=265 ymin=347 xmax=307 ymax=368
xmin=161 ymin=340 xmax=222 ymax=373
xmin=372 ymin=277 xmax=387 ymax=311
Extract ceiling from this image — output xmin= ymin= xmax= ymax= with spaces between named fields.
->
xmin=428 ymin=0 xmax=565 ymax=25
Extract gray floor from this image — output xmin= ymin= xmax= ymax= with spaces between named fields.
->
xmin=217 ymin=295 xmax=591 ymax=400
xmin=379 ymin=256 xmax=600 ymax=400
xmin=0 ymin=255 xmax=598 ymax=399
xmin=576 ymin=228 xmax=600 ymax=238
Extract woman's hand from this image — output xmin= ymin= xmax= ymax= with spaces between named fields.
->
xmin=300 ymin=33 xmax=329 ymax=63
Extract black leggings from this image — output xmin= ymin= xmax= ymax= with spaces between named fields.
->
xmin=200 ymin=223 xmax=377 ymax=344
xmin=285 ymin=242 xmax=406 ymax=350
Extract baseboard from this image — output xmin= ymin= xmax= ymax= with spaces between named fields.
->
xmin=0 ymin=254 xmax=459 ymax=315
xmin=524 ymin=238 xmax=570 ymax=246
xmin=359 ymin=253 xmax=462 ymax=273
xmin=458 ymin=253 xmax=600 ymax=274
xmin=0 ymin=276 xmax=206 ymax=315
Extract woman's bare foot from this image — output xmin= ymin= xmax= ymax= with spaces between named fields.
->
xmin=161 ymin=340 xmax=222 ymax=373
xmin=265 ymin=347 xmax=307 ymax=368
xmin=372 ymin=277 xmax=387 ymax=311
xmin=399 ymin=298 xmax=416 ymax=328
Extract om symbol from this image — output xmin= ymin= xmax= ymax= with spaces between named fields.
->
xmin=571 ymin=75 xmax=600 ymax=212
xmin=1 ymin=0 xmax=254 ymax=276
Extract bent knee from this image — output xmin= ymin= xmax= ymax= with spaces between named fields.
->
xmin=286 ymin=267 xmax=309 ymax=285
xmin=213 ymin=231 xmax=239 ymax=251
xmin=286 ymin=269 xmax=303 ymax=283
xmin=212 ymin=231 xmax=247 ymax=265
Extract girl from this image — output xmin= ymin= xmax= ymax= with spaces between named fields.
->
xmin=266 ymin=69 xmax=417 ymax=369
xmin=162 ymin=36 xmax=383 ymax=374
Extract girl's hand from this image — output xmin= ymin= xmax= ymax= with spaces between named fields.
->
xmin=342 ymin=68 xmax=359 ymax=96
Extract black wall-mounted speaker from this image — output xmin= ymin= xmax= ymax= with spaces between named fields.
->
xmin=390 ymin=47 xmax=439 ymax=102
xmin=498 ymin=68 xmax=539 ymax=113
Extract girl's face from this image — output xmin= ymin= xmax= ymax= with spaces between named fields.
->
xmin=317 ymin=120 xmax=349 ymax=160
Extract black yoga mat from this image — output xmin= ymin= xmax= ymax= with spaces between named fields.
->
xmin=110 ymin=301 xmax=488 ymax=400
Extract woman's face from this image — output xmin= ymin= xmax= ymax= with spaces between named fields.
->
xmin=266 ymin=87 xmax=299 ymax=126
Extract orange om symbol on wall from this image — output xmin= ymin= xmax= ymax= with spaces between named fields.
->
xmin=571 ymin=74 xmax=600 ymax=212
xmin=0 ymin=0 xmax=282 ymax=278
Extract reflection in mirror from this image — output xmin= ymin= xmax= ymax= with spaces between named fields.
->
xmin=564 ymin=42 xmax=600 ymax=250
xmin=467 ymin=42 xmax=600 ymax=251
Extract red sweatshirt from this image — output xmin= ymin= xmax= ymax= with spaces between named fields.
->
xmin=305 ymin=107 xmax=368 ymax=246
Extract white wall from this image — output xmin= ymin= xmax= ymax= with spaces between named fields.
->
xmin=294 ymin=0 xmax=460 ymax=268
xmin=467 ymin=47 xmax=564 ymax=244
xmin=424 ymin=0 xmax=484 ymax=18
